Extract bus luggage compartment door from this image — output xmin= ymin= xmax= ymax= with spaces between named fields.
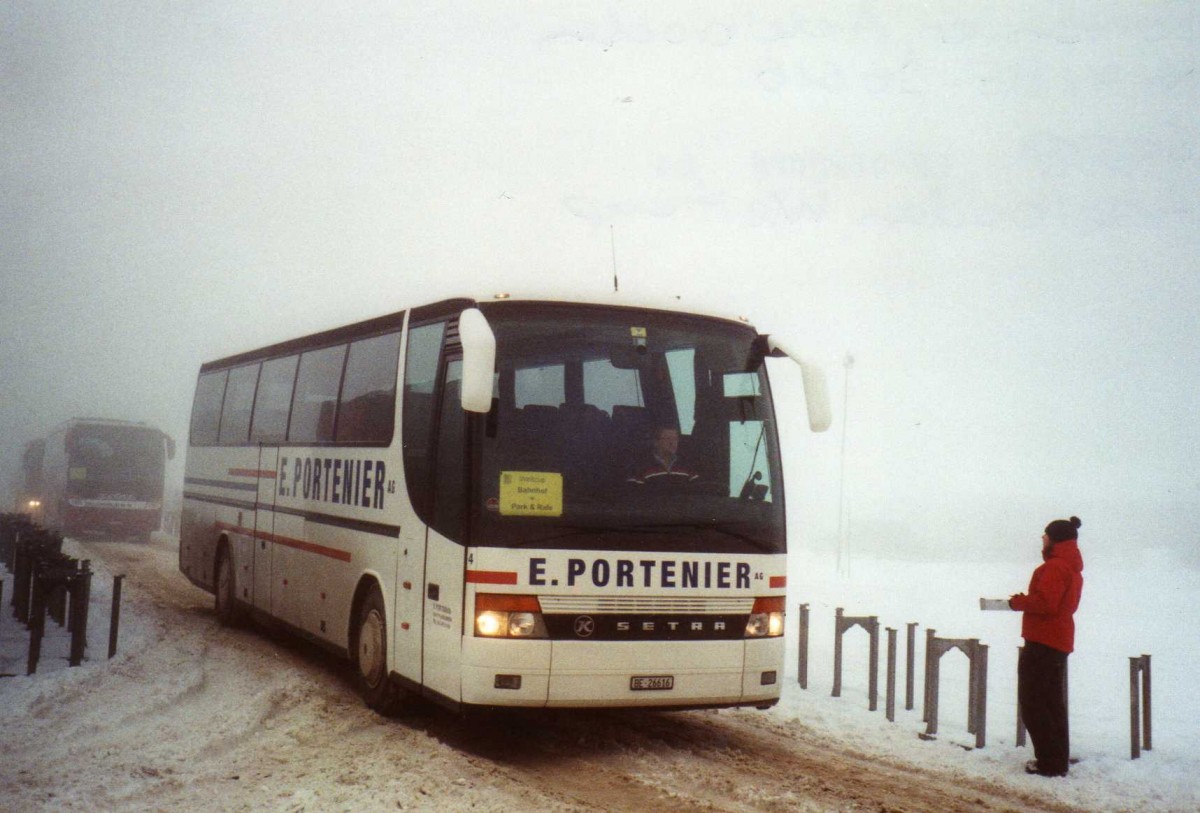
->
xmin=252 ymin=448 xmax=278 ymax=614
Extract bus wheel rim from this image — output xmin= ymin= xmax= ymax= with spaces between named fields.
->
xmin=359 ymin=610 xmax=386 ymax=688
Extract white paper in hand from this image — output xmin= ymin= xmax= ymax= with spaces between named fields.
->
xmin=979 ymin=598 xmax=1012 ymax=611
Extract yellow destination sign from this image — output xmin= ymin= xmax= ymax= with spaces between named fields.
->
xmin=499 ymin=471 xmax=563 ymax=517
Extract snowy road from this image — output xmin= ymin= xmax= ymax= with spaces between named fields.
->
xmin=2 ymin=537 xmax=1087 ymax=813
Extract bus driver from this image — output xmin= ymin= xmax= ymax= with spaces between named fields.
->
xmin=626 ymin=426 xmax=700 ymax=490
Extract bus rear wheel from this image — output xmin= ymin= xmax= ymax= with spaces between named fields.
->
xmin=355 ymin=584 xmax=405 ymax=716
xmin=214 ymin=546 xmax=245 ymax=627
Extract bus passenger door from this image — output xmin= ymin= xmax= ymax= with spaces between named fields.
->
xmin=421 ymin=359 xmax=468 ymax=701
xmin=252 ymin=446 xmax=277 ymax=614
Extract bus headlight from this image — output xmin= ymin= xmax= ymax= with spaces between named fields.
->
xmin=26 ymin=499 xmax=41 ymax=509
xmin=476 ymin=611 xmax=508 ymax=637
xmin=745 ymin=596 xmax=785 ymax=638
xmin=474 ymin=594 xmax=549 ymax=639
xmin=507 ymin=612 xmax=542 ymax=637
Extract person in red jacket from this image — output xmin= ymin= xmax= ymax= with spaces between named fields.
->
xmin=1010 ymin=516 xmax=1084 ymax=777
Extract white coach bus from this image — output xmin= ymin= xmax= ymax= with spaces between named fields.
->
xmin=180 ymin=294 xmax=830 ymax=715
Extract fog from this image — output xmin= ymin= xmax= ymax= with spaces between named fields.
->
xmin=3 ymin=4 xmax=1197 ymax=563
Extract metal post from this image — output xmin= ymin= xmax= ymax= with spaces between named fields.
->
xmin=923 ymin=628 xmax=935 ymax=722
xmin=925 ymin=653 xmax=940 ymax=737
xmin=68 ymin=563 xmax=92 ymax=667
xmin=1016 ymin=645 xmax=1027 ymax=746
xmin=973 ymin=643 xmax=988 ymax=749
xmin=886 ymin=627 xmax=897 ymax=722
xmin=905 ymin=622 xmax=916 ymax=711
xmin=1130 ymin=657 xmax=1142 ymax=759
xmin=13 ymin=533 xmax=31 ymax=623
xmin=832 ymin=607 xmax=844 ymax=697
xmin=27 ymin=557 xmax=44 ymax=629
xmin=1142 ymin=655 xmax=1152 ymax=752
xmin=108 ymin=574 xmax=125 ymax=659
xmin=966 ymin=640 xmax=979 ymax=736
xmin=868 ymin=617 xmax=879 ymax=712
xmin=26 ymin=575 xmax=46 ymax=676
xmin=1130 ymin=654 xmax=1152 ymax=759
xmin=52 ymin=579 xmax=68 ymax=628
xmin=796 ymin=604 xmax=816 ymax=685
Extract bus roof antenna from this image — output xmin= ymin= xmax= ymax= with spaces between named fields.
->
xmin=610 ymin=224 xmax=619 ymax=293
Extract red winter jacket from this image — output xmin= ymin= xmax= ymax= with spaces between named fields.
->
xmin=1010 ymin=540 xmax=1084 ymax=653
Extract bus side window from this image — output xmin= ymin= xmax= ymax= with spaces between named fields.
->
xmin=403 ymin=322 xmax=446 ymax=523
xmin=218 ymin=364 xmax=259 ymax=445
xmin=289 ymin=345 xmax=348 ymax=444
xmin=190 ymin=371 xmax=228 ymax=446
xmin=336 ymin=331 xmax=402 ymax=444
xmin=251 ymin=355 xmax=299 ymax=444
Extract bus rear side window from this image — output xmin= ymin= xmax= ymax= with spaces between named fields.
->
xmin=251 ymin=355 xmax=298 ymax=444
xmin=218 ymin=364 xmax=259 ymax=445
xmin=190 ymin=371 xmax=227 ymax=446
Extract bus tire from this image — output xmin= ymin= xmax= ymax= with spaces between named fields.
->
xmin=214 ymin=544 xmax=245 ymax=627
xmin=354 ymin=584 xmax=405 ymax=716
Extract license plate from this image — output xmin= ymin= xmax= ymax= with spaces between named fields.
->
xmin=630 ymin=675 xmax=674 ymax=691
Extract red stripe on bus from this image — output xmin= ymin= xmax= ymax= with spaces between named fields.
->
xmin=769 ymin=576 xmax=786 ymax=588
xmin=272 ymin=535 xmax=352 ymax=563
xmin=229 ymin=468 xmax=277 ymax=479
xmin=466 ymin=570 xmax=518 ymax=585
xmin=214 ymin=522 xmax=351 ymax=563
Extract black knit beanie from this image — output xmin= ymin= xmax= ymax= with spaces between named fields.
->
xmin=1045 ymin=516 xmax=1082 ymax=543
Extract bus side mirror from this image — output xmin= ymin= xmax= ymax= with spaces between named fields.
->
xmin=763 ymin=335 xmax=832 ymax=433
xmin=459 ymin=308 xmax=496 ymax=413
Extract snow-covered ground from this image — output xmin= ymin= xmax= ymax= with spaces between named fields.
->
xmin=784 ymin=543 xmax=1200 ymax=813
xmin=1 ymin=534 xmax=1196 ymax=812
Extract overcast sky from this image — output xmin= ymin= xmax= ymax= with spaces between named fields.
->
xmin=2 ymin=3 xmax=1197 ymax=558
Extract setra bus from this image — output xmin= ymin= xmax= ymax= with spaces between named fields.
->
xmin=35 ymin=418 xmax=175 ymax=542
xmin=180 ymin=294 xmax=830 ymax=714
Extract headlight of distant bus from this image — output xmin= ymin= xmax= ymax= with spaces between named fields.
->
xmin=474 ymin=593 xmax=549 ymax=639
xmin=26 ymin=499 xmax=41 ymax=509
xmin=745 ymin=596 xmax=785 ymax=638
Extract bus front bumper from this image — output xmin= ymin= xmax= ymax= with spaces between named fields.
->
xmin=62 ymin=503 xmax=161 ymax=537
xmin=461 ymin=637 xmax=783 ymax=709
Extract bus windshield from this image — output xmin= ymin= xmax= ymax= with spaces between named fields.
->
xmin=66 ymin=424 xmax=165 ymax=500
xmin=473 ymin=303 xmax=785 ymax=554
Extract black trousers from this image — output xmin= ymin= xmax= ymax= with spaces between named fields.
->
xmin=1018 ymin=641 xmax=1070 ymax=775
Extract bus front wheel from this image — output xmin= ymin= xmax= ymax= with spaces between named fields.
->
xmin=355 ymin=584 xmax=405 ymax=716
